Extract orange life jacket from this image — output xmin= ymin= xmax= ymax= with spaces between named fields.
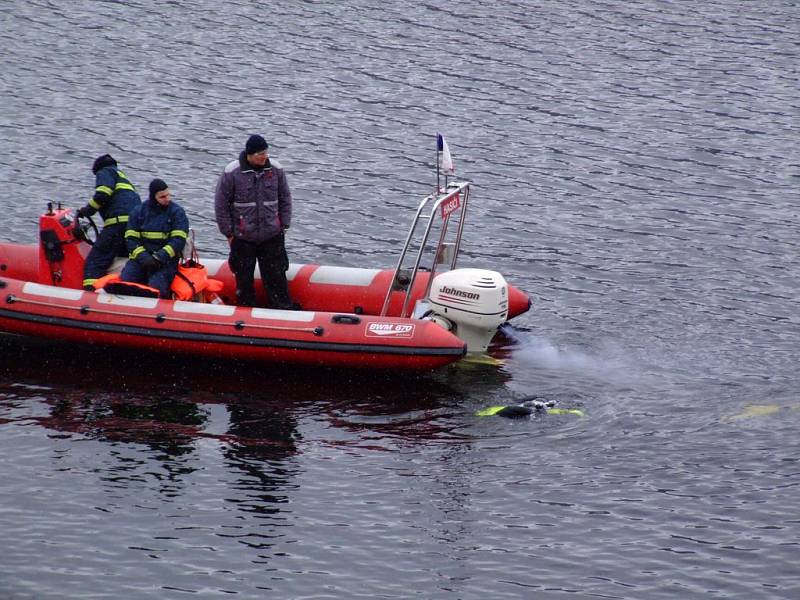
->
xmin=92 ymin=272 xmax=121 ymax=290
xmin=206 ymin=278 xmax=224 ymax=293
xmin=171 ymin=260 xmax=223 ymax=301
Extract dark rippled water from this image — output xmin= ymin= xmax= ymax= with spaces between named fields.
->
xmin=1 ymin=1 xmax=799 ymax=598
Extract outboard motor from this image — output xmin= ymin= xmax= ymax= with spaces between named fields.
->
xmin=426 ymin=268 xmax=509 ymax=353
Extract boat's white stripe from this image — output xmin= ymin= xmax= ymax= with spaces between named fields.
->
xmin=204 ymin=258 xmax=226 ymax=277
xmin=256 ymin=263 xmax=302 ymax=282
xmin=22 ymin=282 xmax=84 ymax=301
xmin=96 ymin=293 xmax=159 ymax=308
xmin=203 ymin=258 xmax=301 ymax=281
xmin=287 ymin=263 xmax=302 ymax=281
xmin=309 ymin=266 xmax=380 ymax=286
xmin=251 ymin=308 xmax=315 ymax=322
xmin=173 ymin=301 xmax=236 ymax=316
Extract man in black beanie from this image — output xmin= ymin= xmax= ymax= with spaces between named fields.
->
xmin=77 ymin=154 xmax=141 ymax=290
xmin=120 ymin=178 xmax=189 ymax=298
xmin=214 ymin=135 xmax=294 ymax=309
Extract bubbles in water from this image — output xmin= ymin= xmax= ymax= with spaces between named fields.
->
xmin=515 ymin=335 xmax=607 ymax=370
xmin=501 ymin=324 xmax=641 ymax=385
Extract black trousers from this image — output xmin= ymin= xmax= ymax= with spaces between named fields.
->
xmin=228 ymin=234 xmax=292 ymax=309
xmin=83 ymin=223 xmax=127 ymax=287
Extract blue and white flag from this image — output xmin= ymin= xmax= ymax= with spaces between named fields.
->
xmin=437 ymin=133 xmax=455 ymax=175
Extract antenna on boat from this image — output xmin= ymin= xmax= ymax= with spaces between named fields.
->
xmin=435 ymin=136 xmax=440 ymax=195
xmin=436 ymin=133 xmax=455 ymax=193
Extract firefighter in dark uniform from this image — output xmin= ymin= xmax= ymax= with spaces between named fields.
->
xmin=77 ymin=154 xmax=141 ymax=290
xmin=120 ymin=178 xmax=189 ymax=298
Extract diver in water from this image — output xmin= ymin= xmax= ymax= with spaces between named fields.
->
xmin=476 ymin=397 xmax=584 ymax=418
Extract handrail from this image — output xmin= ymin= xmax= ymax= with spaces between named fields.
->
xmin=380 ymin=181 xmax=470 ymax=317
xmin=422 ymin=183 xmax=470 ymax=301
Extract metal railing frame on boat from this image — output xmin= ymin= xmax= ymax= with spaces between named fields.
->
xmin=380 ymin=181 xmax=470 ymax=318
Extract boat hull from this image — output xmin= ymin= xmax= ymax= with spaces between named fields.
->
xmin=0 ymin=203 xmax=531 ymax=370
xmin=0 ymin=242 xmax=531 ymax=320
xmin=0 ymin=277 xmax=466 ymax=370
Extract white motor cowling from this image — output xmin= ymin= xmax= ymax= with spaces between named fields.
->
xmin=426 ymin=268 xmax=509 ymax=353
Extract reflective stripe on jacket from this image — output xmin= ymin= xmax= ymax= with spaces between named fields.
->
xmin=125 ymin=199 xmax=189 ymax=264
xmin=84 ymin=166 xmax=141 ymax=222
xmin=214 ymin=152 xmax=292 ymax=243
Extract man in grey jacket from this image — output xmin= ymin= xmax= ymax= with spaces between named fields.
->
xmin=214 ymin=134 xmax=294 ymax=309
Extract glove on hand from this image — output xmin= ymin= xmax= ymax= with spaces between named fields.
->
xmin=139 ymin=253 xmax=160 ymax=272
xmin=76 ymin=207 xmax=89 ymax=218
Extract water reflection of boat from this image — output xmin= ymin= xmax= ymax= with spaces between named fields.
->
xmin=1 ymin=330 xmax=510 ymax=450
xmin=0 ymin=338 xmax=304 ymax=461
xmin=6 ymin=378 xmax=303 ymax=509
xmin=0 ymin=180 xmax=530 ymax=371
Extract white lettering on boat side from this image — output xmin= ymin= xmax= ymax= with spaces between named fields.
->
xmin=365 ymin=322 xmax=415 ymax=338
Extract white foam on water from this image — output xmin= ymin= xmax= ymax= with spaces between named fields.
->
xmin=514 ymin=336 xmax=605 ymax=371
xmin=503 ymin=327 xmax=640 ymax=384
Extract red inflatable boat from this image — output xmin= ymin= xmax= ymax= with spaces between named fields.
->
xmin=0 ymin=182 xmax=530 ymax=370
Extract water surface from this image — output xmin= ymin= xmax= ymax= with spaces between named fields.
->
xmin=1 ymin=1 xmax=798 ymax=598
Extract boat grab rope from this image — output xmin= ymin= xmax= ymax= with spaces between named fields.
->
xmin=4 ymin=294 xmax=324 ymax=336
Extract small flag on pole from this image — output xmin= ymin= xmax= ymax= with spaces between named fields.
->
xmin=437 ymin=133 xmax=455 ymax=175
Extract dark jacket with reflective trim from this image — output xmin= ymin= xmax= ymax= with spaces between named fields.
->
xmin=214 ymin=152 xmax=292 ymax=243
xmin=83 ymin=165 xmax=141 ymax=224
xmin=125 ymin=198 xmax=189 ymax=264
